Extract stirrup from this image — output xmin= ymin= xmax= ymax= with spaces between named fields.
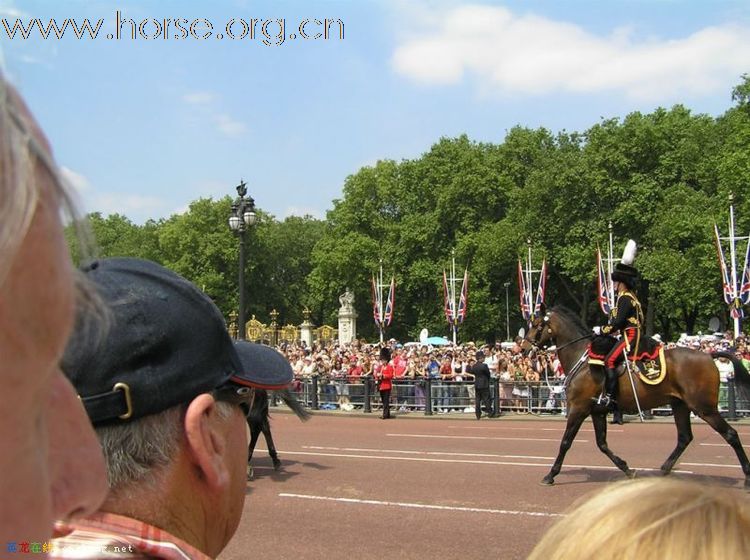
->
xmin=595 ymin=394 xmax=614 ymax=407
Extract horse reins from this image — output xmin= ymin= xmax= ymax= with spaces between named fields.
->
xmin=526 ymin=316 xmax=592 ymax=392
xmin=555 ymin=334 xmax=593 ymax=352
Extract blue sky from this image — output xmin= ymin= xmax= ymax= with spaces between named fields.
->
xmin=1 ymin=0 xmax=748 ymax=224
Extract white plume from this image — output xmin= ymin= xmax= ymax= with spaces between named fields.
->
xmin=621 ymin=239 xmax=637 ymax=265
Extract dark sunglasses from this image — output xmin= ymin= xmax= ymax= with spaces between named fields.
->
xmin=213 ymin=385 xmax=256 ymax=417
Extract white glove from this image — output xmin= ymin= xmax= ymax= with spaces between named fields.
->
xmin=592 ymin=326 xmax=601 ymax=336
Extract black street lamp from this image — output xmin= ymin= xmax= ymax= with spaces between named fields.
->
xmin=228 ymin=180 xmax=256 ymax=340
xmin=504 ymin=281 xmax=511 ymax=341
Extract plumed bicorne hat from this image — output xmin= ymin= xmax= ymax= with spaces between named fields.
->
xmin=610 ymin=239 xmax=639 ymax=288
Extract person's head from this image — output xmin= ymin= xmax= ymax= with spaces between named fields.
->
xmin=62 ymin=258 xmax=292 ymax=557
xmin=379 ymin=346 xmax=391 ymax=363
xmin=0 ymin=74 xmax=108 ymax=543
xmin=475 ymin=350 xmax=485 ymax=362
xmin=527 ymin=478 xmax=750 ymax=560
xmin=611 ymin=262 xmax=638 ymax=292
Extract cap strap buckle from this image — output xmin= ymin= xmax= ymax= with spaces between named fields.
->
xmin=113 ymin=382 xmax=133 ymax=420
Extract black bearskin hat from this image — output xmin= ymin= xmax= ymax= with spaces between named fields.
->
xmin=379 ymin=347 xmax=391 ymax=362
xmin=611 ymin=262 xmax=638 ymax=288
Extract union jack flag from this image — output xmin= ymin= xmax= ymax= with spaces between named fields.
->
xmin=383 ymin=277 xmax=395 ymax=327
xmin=533 ymin=259 xmax=547 ymax=319
xmin=457 ymin=268 xmax=469 ymax=324
xmin=731 ymin=300 xmax=745 ymax=319
xmin=518 ymin=259 xmax=530 ymax=322
xmin=371 ymin=275 xmax=381 ymax=326
xmin=714 ymin=224 xmax=734 ymax=305
xmin=740 ymin=239 xmax=750 ymax=306
xmin=443 ymin=270 xmax=454 ymax=324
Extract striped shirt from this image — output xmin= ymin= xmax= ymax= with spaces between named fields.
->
xmin=51 ymin=512 xmax=212 ymax=560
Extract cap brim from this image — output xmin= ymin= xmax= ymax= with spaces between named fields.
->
xmin=232 ymin=341 xmax=294 ymax=390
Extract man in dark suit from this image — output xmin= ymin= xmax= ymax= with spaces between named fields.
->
xmin=470 ymin=350 xmax=494 ymax=419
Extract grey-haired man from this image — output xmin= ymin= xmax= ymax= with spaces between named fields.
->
xmin=52 ymin=258 xmax=293 ymax=560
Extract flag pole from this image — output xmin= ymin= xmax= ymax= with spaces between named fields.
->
xmin=523 ymin=239 xmax=545 ymax=321
xmin=526 ymin=239 xmax=533 ymax=319
xmin=378 ymin=259 xmax=384 ymax=343
xmin=715 ymin=193 xmax=750 ymax=339
xmin=607 ymin=222 xmax=615 ymax=311
xmin=451 ymin=249 xmax=457 ymax=344
xmin=729 ymin=200 xmax=741 ymax=338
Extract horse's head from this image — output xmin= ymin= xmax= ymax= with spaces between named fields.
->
xmin=520 ymin=309 xmax=556 ymax=355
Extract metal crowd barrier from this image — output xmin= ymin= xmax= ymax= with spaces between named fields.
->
xmin=279 ymin=376 xmax=750 ymax=419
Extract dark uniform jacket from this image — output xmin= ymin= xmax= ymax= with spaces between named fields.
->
xmin=470 ymin=361 xmax=491 ymax=390
xmin=602 ymin=290 xmax=644 ymax=355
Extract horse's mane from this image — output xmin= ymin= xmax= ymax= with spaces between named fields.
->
xmin=550 ymin=305 xmax=589 ymax=337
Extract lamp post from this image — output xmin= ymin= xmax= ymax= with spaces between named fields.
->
xmin=228 ymin=180 xmax=256 ymax=340
xmin=269 ymin=308 xmax=279 ymax=346
xmin=504 ymin=281 xmax=511 ymax=341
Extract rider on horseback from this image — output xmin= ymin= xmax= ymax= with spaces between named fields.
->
xmin=597 ymin=241 xmax=644 ymax=418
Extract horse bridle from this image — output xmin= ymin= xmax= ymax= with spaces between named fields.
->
xmin=526 ymin=314 xmax=553 ymax=351
xmin=526 ymin=312 xmax=592 ymax=353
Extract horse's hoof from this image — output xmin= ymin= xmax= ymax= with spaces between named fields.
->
xmin=540 ymin=477 xmax=555 ymax=486
xmin=625 ymin=469 xmax=637 ymax=479
xmin=272 ymin=458 xmax=282 ymax=471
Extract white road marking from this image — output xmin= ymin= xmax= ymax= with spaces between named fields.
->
xmin=282 ymin=450 xmax=693 ymax=473
xmin=448 ymin=426 xmax=608 ymax=433
xmin=303 ymin=445 xmax=554 ymax=460
xmin=387 ymin=433 xmax=587 ymax=443
xmin=679 ymin=462 xmax=742 ymax=470
xmin=278 ymin=493 xmax=563 ymax=518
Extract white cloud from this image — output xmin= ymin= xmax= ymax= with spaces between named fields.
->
xmin=215 ymin=113 xmax=246 ymax=137
xmin=182 ymin=91 xmax=215 ymax=104
xmin=181 ymin=91 xmax=246 ymax=137
xmin=0 ymin=3 xmax=27 ymax=19
xmin=60 ymin=166 xmax=165 ymax=221
xmin=391 ymin=4 xmax=750 ymax=100
xmin=92 ymin=193 xmax=164 ymax=218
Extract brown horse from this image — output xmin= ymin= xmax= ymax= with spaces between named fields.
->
xmin=521 ymin=306 xmax=750 ymax=488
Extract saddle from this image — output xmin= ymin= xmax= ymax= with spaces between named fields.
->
xmin=587 ymin=334 xmax=667 ymax=385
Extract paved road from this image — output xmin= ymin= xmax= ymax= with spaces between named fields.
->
xmin=220 ymin=412 xmax=750 ymax=560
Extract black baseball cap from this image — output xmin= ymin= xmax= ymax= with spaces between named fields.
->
xmin=234 ymin=340 xmax=294 ymax=390
xmin=62 ymin=258 xmax=289 ymax=426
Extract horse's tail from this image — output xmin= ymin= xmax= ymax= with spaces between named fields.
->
xmin=273 ymin=387 xmax=311 ymax=422
xmin=711 ymin=351 xmax=750 ymax=388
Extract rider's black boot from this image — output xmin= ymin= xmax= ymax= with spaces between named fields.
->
xmin=604 ymin=368 xmax=618 ymax=406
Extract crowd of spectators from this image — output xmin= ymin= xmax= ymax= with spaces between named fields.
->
xmin=273 ymin=330 xmax=750 ymax=415
xmin=276 ymin=338 xmax=566 ymax=413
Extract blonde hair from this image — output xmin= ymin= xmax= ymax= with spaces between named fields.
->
xmin=0 ymin=73 xmax=101 ymax=312
xmin=528 ymin=478 xmax=750 ymax=560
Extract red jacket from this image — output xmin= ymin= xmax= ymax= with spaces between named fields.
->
xmin=377 ymin=363 xmax=394 ymax=391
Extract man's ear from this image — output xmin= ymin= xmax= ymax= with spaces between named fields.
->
xmin=184 ymin=394 xmax=230 ymax=490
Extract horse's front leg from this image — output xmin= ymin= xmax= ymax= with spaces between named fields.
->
xmin=590 ymin=411 xmax=635 ymax=478
xmin=247 ymin=417 xmax=262 ymax=463
xmin=261 ymin=418 xmax=282 ymax=470
xmin=542 ymin=409 xmax=587 ymax=485
xmin=659 ymin=398 xmax=693 ymax=476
